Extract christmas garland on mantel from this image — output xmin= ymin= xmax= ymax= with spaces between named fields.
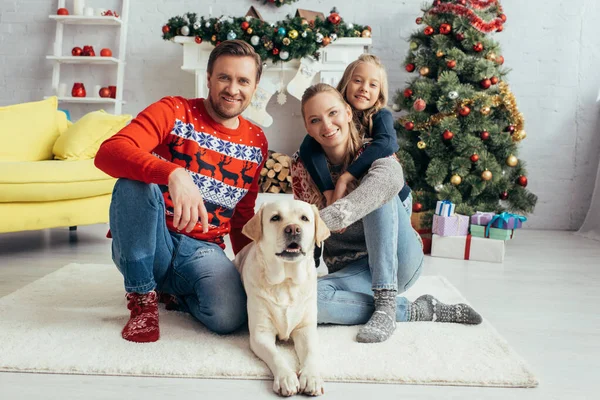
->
xmin=161 ymin=10 xmax=371 ymax=63
xmin=257 ymin=0 xmax=299 ymax=7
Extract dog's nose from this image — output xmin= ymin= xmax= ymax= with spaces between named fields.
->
xmin=285 ymin=224 xmax=302 ymax=236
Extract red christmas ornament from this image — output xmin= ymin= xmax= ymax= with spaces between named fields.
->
xmin=403 ymin=88 xmax=413 ymax=98
xmin=490 ymin=76 xmax=499 ymax=85
xmin=499 ymin=14 xmax=507 ymax=23
xmin=500 ymin=191 xmax=509 ymax=200
xmin=470 ymin=153 xmax=480 ymax=162
xmin=416 ymin=17 xmax=423 ymax=25
xmin=517 ymin=176 xmax=528 ymax=187
xmin=506 ymin=125 xmax=516 ymax=133
xmin=473 ymin=43 xmax=484 ymax=52
xmin=481 ymin=78 xmax=492 ymax=89
xmin=272 ymin=48 xmax=280 ymax=55
xmin=71 ymin=47 xmax=82 ymax=56
xmin=455 ymin=32 xmax=465 ymax=41
xmin=241 ymin=21 xmax=250 ymax=30
xmin=439 ymin=23 xmax=452 ymax=35
xmin=442 ymin=130 xmax=454 ymax=140
xmin=424 ymin=26 xmax=435 ymax=36
xmin=458 ymin=0 xmax=467 ymax=5
xmin=496 ymin=24 xmax=504 ymax=32
xmin=412 ymin=202 xmax=423 ymax=213
xmin=328 ymin=13 xmax=342 ymax=25
xmin=195 ymin=36 xmax=202 ymax=44
xmin=99 ymin=87 xmax=111 ymax=98
xmin=100 ymin=48 xmax=112 ymax=57
xmin=480 ymin=131 xmax=490 ymax=140
xmin=406 ymin=63 xmax=416 ymax=72
xmin=446 ymin=60 xmax=456 ymax=69
xmin=71 ymin=82 xmax=86 ymax=98
xmin=82 ymin=45 xmax=95 ymax=56
xmin=57 ymin=8 xmax=69 ymax=15
xmin=413 ymin=98 xmax=426 ymax=112
xmin=459 ymin=106 xmax=471 ymax=116
xmin=496 ymin=55 xmax=505 ymax=65
xmin=433 ymin=0 xmax=441 ymax=5
xmin=404 ymin=121 xmax=415 ymax=131
xmin=162 ymin=25 xmax=170 ymax=34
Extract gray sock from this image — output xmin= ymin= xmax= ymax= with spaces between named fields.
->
xmin=356 ymin=289 xmax=397 ymax=343
xmin=410 ymin=294 xmax=482 ymax=324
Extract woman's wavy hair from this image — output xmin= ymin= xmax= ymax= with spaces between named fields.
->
xmin=336 ymin=54 xmax=389 ymax=138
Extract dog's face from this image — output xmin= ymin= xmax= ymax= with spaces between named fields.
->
xmin=242 ymin=200 xmax=330 ymax=284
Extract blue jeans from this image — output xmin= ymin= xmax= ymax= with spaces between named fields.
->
xmin=317 ymin=194 xmax=424 ymax=324
xmin=109 ymin=179 xmax=247 ymax=334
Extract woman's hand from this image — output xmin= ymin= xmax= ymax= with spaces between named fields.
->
xmin=331 ymin=172 xmax=356 ymax=204
xmin=323 ymin=190 xmax=335 ymax=206
xmin=168 ymin=168 xmax=209 ymax=233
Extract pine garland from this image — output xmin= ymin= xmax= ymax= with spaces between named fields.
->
xmin=161 ymin=13 xmax=369 ymax=63
xmin=257 ymin=0 xmax=299 ymax=7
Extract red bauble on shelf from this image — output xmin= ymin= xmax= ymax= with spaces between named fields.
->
xmin=442 ymin=130 xmax=454 ymax=140
xmin=71 ymin=82 xmax=86 ymax=98
xmin=82 ymin=45 xmax=95 ymax=56
xmin=71 ymin=47 xmax=82 ymax=56
xmin=517 ymin=176 xmax=528 ymax=187
xmin=162 ymin=25 xmax=170 ymax=34
xmin=99 ymin=87 xmax=111 ymax=98
xmin=412 ymin=202 xmax=423 ymax=213
xmin=195 ymin=36 xmax=202 ymax=44
xmin=100 ymin=48 xmax=112 ymax=57
xmin=405 ymin=63 xmax=416 ymax=72
xmin=328 ymin=13 xmax=342 ymax=25
xmin=241 ymin=21 xmax=250 ymax=30
xmin=57 ymin=8 xmax=69 ymax=15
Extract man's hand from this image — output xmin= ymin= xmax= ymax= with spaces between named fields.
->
xmin=331 ymin=172 xmax=356 ymax=204
xmin=168 ymin=168 xmax=209 ymax=233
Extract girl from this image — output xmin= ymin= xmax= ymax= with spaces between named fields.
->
xmin=292 ymin=84 xmax=482 ymax=343
xmin=299 ymin=54 xmax=409 ymax=206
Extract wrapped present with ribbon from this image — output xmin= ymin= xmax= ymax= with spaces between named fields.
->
xmin=470 ymin=225 xmax=515 ymax=240
xmin=435 ymin=200 xmax=455 ymax=217
xmin=470 ymin=211 xmax=496 ymax=226
xmin=489 ymin=212 xmax=527 ymax=230
xmin=432 ymin=214 xmax=469 ymax=237
xmin=431 ymin=234 xmax=505 ymax=263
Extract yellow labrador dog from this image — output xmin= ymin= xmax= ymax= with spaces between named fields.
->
xmin=235 ymin=199 xmax=330 ymax=397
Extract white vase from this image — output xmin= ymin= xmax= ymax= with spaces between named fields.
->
xmin=73 ymin=0 xmax=85 ymax=16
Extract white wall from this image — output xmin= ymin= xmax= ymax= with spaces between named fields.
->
xmin=1 ymin=0 xmax=600 ymax=230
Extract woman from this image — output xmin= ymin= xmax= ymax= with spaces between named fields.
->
xmin=291 ymin=84 xmax=482 ymax=343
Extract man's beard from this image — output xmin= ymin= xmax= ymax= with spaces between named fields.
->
xmin=209 ymin=92 xmax=246 ymax=120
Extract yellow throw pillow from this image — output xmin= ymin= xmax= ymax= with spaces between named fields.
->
xmin=0 ymin=97 xmax=65 ymax=161
xmin=53 ymin=110 xmax=132 ymax=160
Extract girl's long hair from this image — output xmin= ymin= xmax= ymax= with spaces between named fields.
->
xmin=336 ymin=54 xmax=389 ymax=138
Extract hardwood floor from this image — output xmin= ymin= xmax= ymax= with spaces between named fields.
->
xmin=0 ymin=225 xmax=598 ymax=400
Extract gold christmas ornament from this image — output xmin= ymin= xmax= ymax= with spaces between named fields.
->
xmin=282 ymin=37 xmax=291 ymax=46
xmin=480 ymin=106 xmax=491 ymax=115
xmin=288 ymin=29 xmax=299 ymax=39
xmin=353 ymin=30 xmax=361 ymax=37
xmin=361 ymin=29 xmax=372 ymax=38
xmin=246 ymin=27 xmax=253 ymax=34
xmin=417 ymin=140 xmax=427 ymax=149
xmin=450 ymin=174 xmax=462 ymax=185
xmin=486 ymin=52 xmax=497 ymax=62
xmin=436 ymin=50 xmax=445 ymax=58
xmin=410 ymin=41 xmax=419 ymax=50
xmin=482 ymin=170 xmax=493 ymax=181
xmin=419 ymin=66 xmax=430 ymax=76
xmin=506 ymin=155 xmax=518 ymax=167
xmin=211 ymin=35 xmax=217 ymax=42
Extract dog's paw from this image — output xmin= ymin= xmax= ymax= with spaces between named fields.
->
xmin=273 ymin=369 xmax=300 ymax=397
xmin=298 ymin=368 xmax=324 ymax=396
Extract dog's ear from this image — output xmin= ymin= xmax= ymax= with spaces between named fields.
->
xmin=312 ymin=204 xmax=330 ymax=247
xmin=242 ymin=205 xmax=264 ymax=242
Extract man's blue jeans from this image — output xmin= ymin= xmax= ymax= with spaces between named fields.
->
xmin=109 ymin=179 xmax=247 ymax=334
xmin=317 ymin=194 xmax=424 ymax=324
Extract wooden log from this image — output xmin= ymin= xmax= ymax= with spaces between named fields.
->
xmin=273 ymin=163 xmax=283 ymax=172
xmin=267 ymin=169 xmax=276 ymax=179
xmin=265 ymin=159 xmax=276 ymax=169
xmin=268 ymin=185 xmax=281 ymax=193
xmin=260 ymin=167 xmax=268 ymax=176
xmin=277 ymin=168 xmax=289 ymax=181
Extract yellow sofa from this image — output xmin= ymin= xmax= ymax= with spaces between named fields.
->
xmin=0 ymin=97 xmax=131 ymax=233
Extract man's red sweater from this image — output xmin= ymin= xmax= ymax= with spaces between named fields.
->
xmin=95 ymin=96 xmax=268 ymax=254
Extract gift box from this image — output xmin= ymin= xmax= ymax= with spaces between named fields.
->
xmin=416 ymin=229 xmax=432 ymax=255
xmin=489 ymin=212 xmax=527 ymax=230
xmin=431 ymin=234 xmax=505 ymax=263
xmin=470 ymin=211 xmax=496 ymax=226
xmin=411 ymin=212 xmax=432 ymax=231
xmin=432 ymin=214 xmax=469 ymax=237
xmin=470 ymin=225 xmax=515 ymax=240
xmin=435 ymin=200 xmax=455 ymax=217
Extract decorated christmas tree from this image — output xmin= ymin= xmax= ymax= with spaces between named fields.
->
xmin=394 ymin=0 xmax=537 ymax=217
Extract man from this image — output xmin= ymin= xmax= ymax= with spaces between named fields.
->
xmin=95 ymin=40 xmax=268 ymax=343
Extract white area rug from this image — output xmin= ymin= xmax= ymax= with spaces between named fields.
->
xmin=0 ymin=264 xmax=537 ymax=387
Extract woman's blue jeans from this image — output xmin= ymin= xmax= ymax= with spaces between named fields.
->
xmin=317 ymin=194 xmax=424 ymax=324
xmin=109 ymin=179 xmax=247 ymax=334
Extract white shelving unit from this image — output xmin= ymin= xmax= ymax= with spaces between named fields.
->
xmin=47 ymin=0 xmax=129 ymax=115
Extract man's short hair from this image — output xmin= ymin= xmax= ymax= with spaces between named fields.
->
xmin=207 ymin=40 xmax=263 ymax=82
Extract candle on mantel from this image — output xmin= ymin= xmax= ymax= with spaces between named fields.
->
xmin=73 ymin=0 xmax=85 ymax=16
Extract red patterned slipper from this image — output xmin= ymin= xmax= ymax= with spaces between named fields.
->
xmin=121 ymin=291 xmax=159 ymax=343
